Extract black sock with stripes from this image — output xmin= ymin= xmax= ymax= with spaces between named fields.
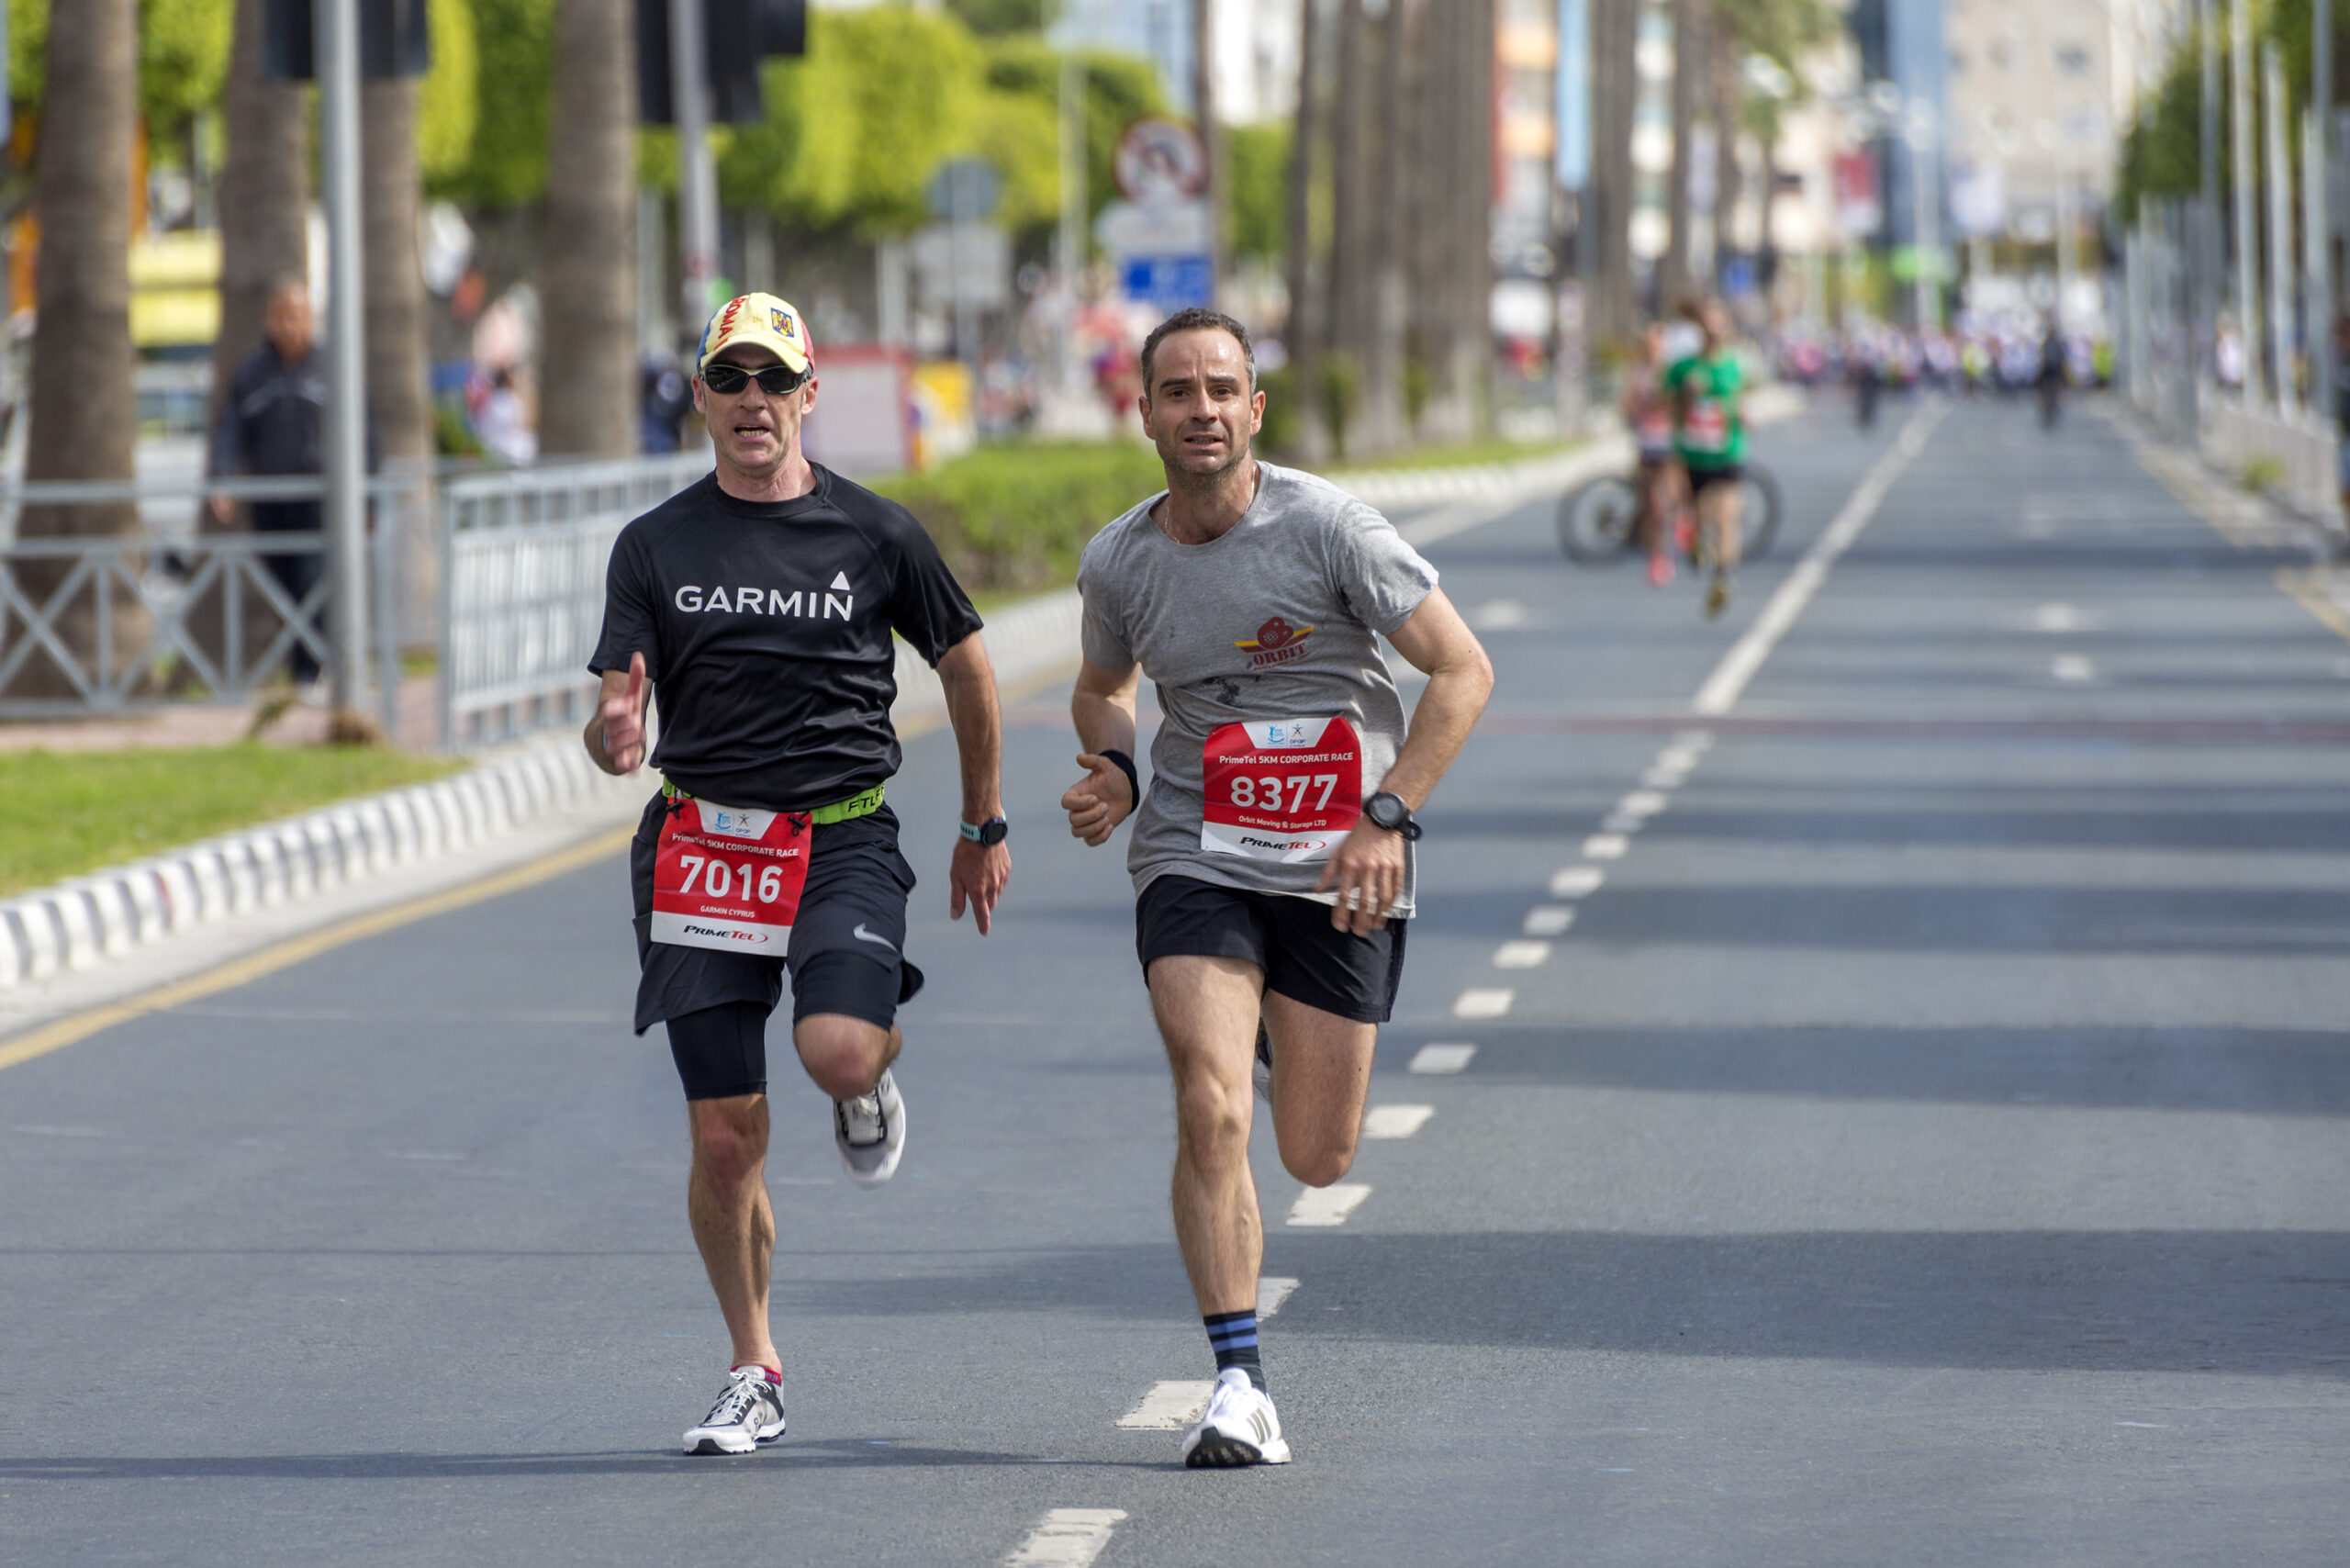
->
xmin=1204 ymin=1309 xmax=1266 ymax=1392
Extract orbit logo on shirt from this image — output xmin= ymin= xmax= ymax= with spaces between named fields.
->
xmin=674 ymin=570 xmax=855 ymax=620
xmin=1233 ymin=615 xmax=1315 ymax=669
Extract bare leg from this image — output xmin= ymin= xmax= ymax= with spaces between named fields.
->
xmin=793 ymin=1013 xmax=901 ymax=1100
xmin=1700 ymin=478 xmax=1744 ymax=572
xmin=687 ymin=1093 xmax=778 ymax=1372
xmin=1261 ymin=989 xmax=1377 ymax=1188
xmin=1150 ymin=955 xmax=1267 ymax=1316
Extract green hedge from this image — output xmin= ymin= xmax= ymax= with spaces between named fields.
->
xmin=872 ymin=442 xmax=1166 ymax=595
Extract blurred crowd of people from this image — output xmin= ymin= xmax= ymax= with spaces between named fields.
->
xmin=1774 ymin=314 xmax=2115 ymax=398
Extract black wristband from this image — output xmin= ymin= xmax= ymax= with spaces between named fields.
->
xmin=1102 ymin=748 xmax=1141 ymax=812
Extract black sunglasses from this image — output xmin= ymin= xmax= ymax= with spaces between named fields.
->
xmin=702 ymin=362 xmax=809 ymax=396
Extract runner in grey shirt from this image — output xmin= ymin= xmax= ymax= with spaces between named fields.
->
xmin=1060 ymin=308 xmax=1494 ymax=1469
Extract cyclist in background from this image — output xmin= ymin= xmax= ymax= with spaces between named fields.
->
xmin=1664 ymin=298 xmax=1749 ymax=620
xmin=1622 ymin=321 xmax=1684 ymax=589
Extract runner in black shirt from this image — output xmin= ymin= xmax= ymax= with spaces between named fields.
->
xmin=584 ymin=294 xmax=1012 ymax=1455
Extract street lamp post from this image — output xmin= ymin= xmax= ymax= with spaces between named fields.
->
xmin=313 ymin=0 xmax=370 ymax=722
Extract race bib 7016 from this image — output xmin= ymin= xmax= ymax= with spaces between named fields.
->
xmin=650 ymin=797 xmax=811 ymax=953
xmin=1200 ymin=716 xmax=1363 ymax=863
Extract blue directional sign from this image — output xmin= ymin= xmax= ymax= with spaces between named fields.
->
xmin=1121 ymin=254 xmax=1214 ymax=313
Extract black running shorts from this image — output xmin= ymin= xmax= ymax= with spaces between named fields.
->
xmin=1135 ymin=874 xmax=1408 ymax=1025
xmin=1686 ymin=462 xmax=1744 ymax=494
xmin=630 ymin=793 xmax=924 ymax=1047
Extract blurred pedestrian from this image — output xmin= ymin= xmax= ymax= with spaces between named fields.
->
xmin=1665 ymin=298 xmax=1750 ymax=619
xmin=207 ymin=279 xmax=346 ymax=689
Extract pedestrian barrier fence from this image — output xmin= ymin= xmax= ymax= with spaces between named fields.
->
xmin=438 ymin=454 xmax=708 ymax=752
xmin=2201 ymin=400 xmax=2343 ymax=522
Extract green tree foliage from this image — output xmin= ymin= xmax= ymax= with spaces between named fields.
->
xmin=945 ymin=0 xmax=1044 ymax=36
xmin=978 ymin=36 xmax=1167 ymax=228
xmin=418 ymin=0 xmax=480 ymax=183
xmin=429 ymin=0 xmax=554 ymax=207
xmin=9 ymin=0 xmax=234 ymax=148
xmin=1225 ymin=120 xmax=1287 ymax=262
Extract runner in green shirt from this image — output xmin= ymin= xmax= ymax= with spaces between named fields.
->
xmin=1663 ymin=297 xmax=1748 ymax=619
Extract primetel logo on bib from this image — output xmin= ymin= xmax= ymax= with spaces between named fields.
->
xmin=675 ymin=572 xmax=855 ymax=620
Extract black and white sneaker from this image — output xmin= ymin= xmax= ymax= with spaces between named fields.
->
xmin=1181 ymin=1367 xmax=1292 ymax=1467
xmin=683 ymin=1366 xmax=786 ymax=1455
xmin=834 ymin=1068 xmax=907 ymax=1187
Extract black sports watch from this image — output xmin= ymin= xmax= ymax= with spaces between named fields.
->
xmin=959 ymin=816 xmax=1009 ymax=846
xmin=1361 ymin=791 xmax=1422 ymax=841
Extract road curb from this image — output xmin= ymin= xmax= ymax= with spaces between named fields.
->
xmin=0 ymin=738 xmax=642 ymax=994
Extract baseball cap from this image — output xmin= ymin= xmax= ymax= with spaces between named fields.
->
xmin=695 ymin=292 xmax=813 ymax=377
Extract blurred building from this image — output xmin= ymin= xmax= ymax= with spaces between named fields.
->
xmin=1944 ymin=0 xmax=2120 ymax=244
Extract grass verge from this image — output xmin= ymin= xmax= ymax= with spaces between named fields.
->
xmin=0 ymin=745 xmax=463 ymax=898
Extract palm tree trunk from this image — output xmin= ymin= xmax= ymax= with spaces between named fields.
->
xmin=542 ymin=0 xmax=641 ymax=458
xmin=1365 ymin=0 xmax=1411 ymax=450
xmin=1709 ymin=10 xmax=1740 ymax=295
xmin=1284 ymin=0 xmax=1329 ymax=462
xmin=362 ymin=79 xmax=433 ymax=654
xmin=1324 ymin=0 xmax=1371 ymax=457
xmin=1586 ymin=0 xmax=1639 ymax=351
xmin=1436 ymin=0 xmax=1494 ymax=439
xmin=13 ymin=0 xmax=144 ymax=700
xmin=1662 ymin=0 xmax=1699 ymax=303
xmin=210 ymin=0 xmax=309 ymax=490
xmin=1408 ymin=0 xmax=1454 ymax=433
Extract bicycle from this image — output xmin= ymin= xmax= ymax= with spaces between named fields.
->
xmin=1557 ymin=461 xmax=1783 ymax=566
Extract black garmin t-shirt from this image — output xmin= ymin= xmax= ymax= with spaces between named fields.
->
xmin=588 ymin=465 xmax=982 ymax=812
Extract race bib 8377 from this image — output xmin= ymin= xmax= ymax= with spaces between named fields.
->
xmin=1200 ymin=716 xmax=1364 ymax=863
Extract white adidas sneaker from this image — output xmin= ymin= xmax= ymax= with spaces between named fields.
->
xmin=1181 ymin=1366 xmax=1292 ymax=1467
xmin=682 ymin=1366 xmax=786 ymax=1455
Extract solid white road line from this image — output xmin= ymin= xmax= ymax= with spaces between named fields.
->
xmin=1288 ymin=1182 xmax=1372 ymax=1226
xmin=2052 ymin=654 xmax=2097 ymax=683
xmin=1117 ymin=1383 xmax=1214 ymax=1429
xmin=1691 ymin=400 xmax=1946 ymax=716
xmin=1523 ymin=905 xmax=1575 ymax=935
xmin=1408 ymin=1043 xmax=1478 ymax=1073
xmin=1582 ymin=834 xmax=1629 ymax=859
xmin=1258 ymin=1276 xmax=1301 ymax=1317
xmin=1640 ymin=765 xmax=1686 ymax=789
xmin=1550 ymin=866 xmax=1606 ymax=899
xmin=1004 ymin=1509 xmax=1129 ymax=1568
xmin=1492 ymin=940 xmax=1551 ymax=969
xmin=1452 ymin=987 xmax=1515 ymax=1018
xmin=1363 ymin=1103 xmax=1436 ymax=1138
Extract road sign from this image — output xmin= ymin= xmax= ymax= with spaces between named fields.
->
xmin=1113 ymin=118 xmax=1208 ymax=204
xmin=1093 ymin=198 xmax=1210 ymax=259
xmin=926 ymin=159 xmax=1002 ymax=225
xmin=1120 ymin=254 xmax=1214 ymax=314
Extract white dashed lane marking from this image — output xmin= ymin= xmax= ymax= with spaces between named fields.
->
xmin=1452 ymin=987 xmax=1515 ymax=1018
xmin=1523 ymin=905 xmax=1574 ymax=935
xmin=1408 ymin=1043 xmax=1477 ymax=1074
xmin=1288 ymin=1182 xmax=1372 ymax=1227
xmin=1640 ymin=765 xmax=1686 ymax=788
xmin=2033 ymin=602 xmax=2087 ymax=632
xmin=1582 ymin=834 xmax=1629 ymax=859
xmin=1363 ymin=1104 xmax=1435 ymax=1138
xmin=1601 ymin=811 xmax=1643 ymax=834
xmin=2052 ymin=654 xmax=2097 ymax=683
xmin=1615 ymin=790 xmax=1670 ymax=818
xmin=1258 ymin=1276 xmax=1300 ymax=1316
xmin=1491 ymin=940 xmax=1550 ymax=969
xmin=1003 ymin=1509 xmax=1128 ymax=1567
xmin=1550 ymin=867 xmax=1606 ymax=899
xmin=1117 ymin=1383 xmax=1214 ymax=1429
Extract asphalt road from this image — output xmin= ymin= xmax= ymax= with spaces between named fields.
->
xmin=5 ymin=394 xmax=2348 ymax=1566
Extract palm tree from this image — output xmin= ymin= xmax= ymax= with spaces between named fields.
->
xmin=541 ymin=0 xmax=641 ymax=457
xmin=12 ymin=0 xmax=144 ymax=699
xmin=1285 ymin=0 xmax=1329 ymax=461
xmin=210 ymin=0 xmax=310 ymax=492
xmin=1585 ymin=0 xmax=1640 ymax=348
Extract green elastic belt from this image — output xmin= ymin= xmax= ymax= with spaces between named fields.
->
xmin=663 ymin=780 xmax=884 ymax=824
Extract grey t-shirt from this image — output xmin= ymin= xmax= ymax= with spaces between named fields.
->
xmin=1077 ymin=460 xmax=1439 ymax=913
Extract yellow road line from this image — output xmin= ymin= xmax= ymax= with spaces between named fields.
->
xmin=0 ymin=824 xmax=635 ymax=1076
xmin=2276 ymin=566 xmax=2350 ymax=644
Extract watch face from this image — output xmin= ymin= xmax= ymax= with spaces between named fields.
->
xmin=979 ymin=818 xmax=1008 ymax=846
xmin=1366 ymin=793 xmax=1404 ymax=829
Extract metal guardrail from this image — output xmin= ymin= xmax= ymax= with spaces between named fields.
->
xmin=438 ymin=454 xmax=710 ymax=752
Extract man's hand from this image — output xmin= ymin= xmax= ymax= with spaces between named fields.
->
xmin=1315 ymin=821 xmax=1406 ymax=935
xmin=948 ymin=837 xmax=1011 ymax=935
xmin=599 ymin=652 xmax=648 ymax=773
xmin=1060 ymin=753 xmax=1135 ymax=846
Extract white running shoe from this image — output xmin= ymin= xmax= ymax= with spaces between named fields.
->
xmin=683 ymin=1367 xmax=786 ymax=1455
xmin=1181 ymin=1367 xmax=1292 ymax=1467
xmin=834 ymin=1068 xmax=907 ymax=1187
